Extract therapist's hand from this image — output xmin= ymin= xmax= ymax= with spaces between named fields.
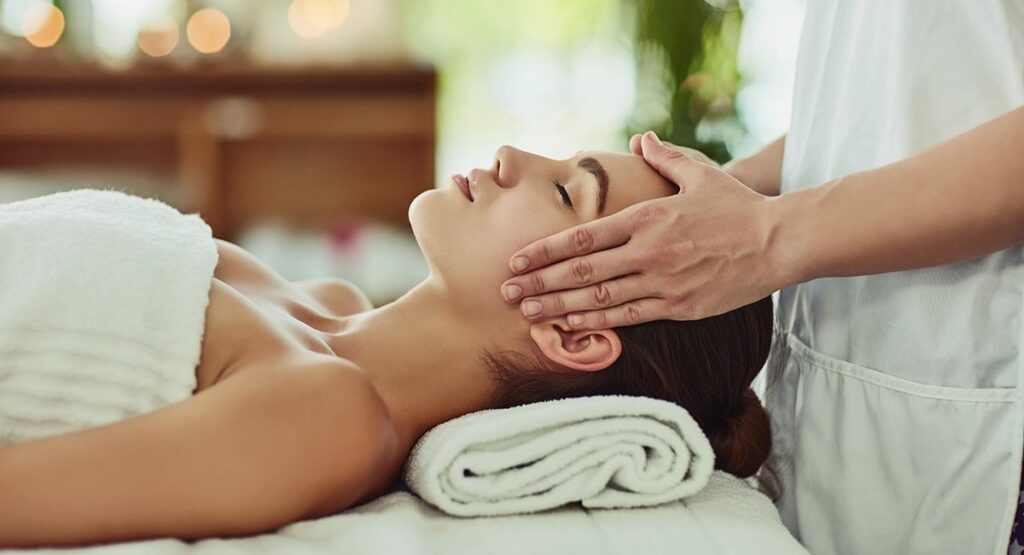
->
xmin=627 ymin=132 xmax=721 ymax=167
xmin=500 ymin=131 xmax=789 ymax=329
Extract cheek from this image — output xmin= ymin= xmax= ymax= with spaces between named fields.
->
xmin=454 ymin=199 xmax=566 ymax=311
xmin=409 ymin=190 xmax=570 ymax=312
xmin=491 ymin=206 xmax=541 ymax=253
xmin=484 ymin=198 xmax=565 ymax=267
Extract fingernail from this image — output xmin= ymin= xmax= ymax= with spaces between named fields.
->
xmin=502 ymin=283 xmax=523 ymax=302
xmin=511 ymin=256 xmax=529 ymax=273
xmin=646 ymin=131 xmax=663 ymax=145
xmin=568 ymin=314 xmax=584 ymax=327
xmin=522 ymin=299 xmax=542 ymax=317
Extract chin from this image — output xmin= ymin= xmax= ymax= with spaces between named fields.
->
xmin=407 ymin=188 xmax=498 ymax=294
xmin=408 ymin=188 xmax=440 ymax=236
xmin=408 ymin=188 xmax=451 ymax=271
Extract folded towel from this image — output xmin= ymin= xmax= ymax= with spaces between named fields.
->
xmin=403 ymin=394 xmax=716 ymax=517
xmin=0 ymin=188 xmax=218 ymax=447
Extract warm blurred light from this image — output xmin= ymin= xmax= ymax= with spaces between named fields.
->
xmin=186 ymin=8 xmax=230 ymax=54
xmin=138 ymin=16 xmax=179 ymax=57
xmin=288 ymin=0 xmax=349 ymax=39
xmin=22 ymin=3 xmax=63 ymax=48
xmin=288 ymin=0 xmax=324 ymax=38
xmin=309 ymin=0 xmax=349 ymax=28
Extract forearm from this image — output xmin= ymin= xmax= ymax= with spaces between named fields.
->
xmin=724 ymin=134 xmax=786 ymax=197
xmin=770 ymin=106 xmax=1024 ymax=286
xmin=0 ymin=426 xmax=225 ymax=548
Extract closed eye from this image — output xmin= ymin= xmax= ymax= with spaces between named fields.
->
xmin=553 ymin=179 xmax=573 ymax=208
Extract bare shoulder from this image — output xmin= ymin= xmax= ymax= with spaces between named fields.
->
xmin=257 ymin=360 xmax=399 ymax=513
xmin=295 ymin=277 xmax=374 ymax=316
xmin=282 ymin=361 xmax=401 ymax=516
xmin=190 ymin=360 xmax=403 ymax=522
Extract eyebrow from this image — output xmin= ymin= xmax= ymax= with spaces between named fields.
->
xmin=577 ymin=157 xmax=609 ymax=215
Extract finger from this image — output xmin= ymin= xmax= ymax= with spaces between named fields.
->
xmin=508 ymin=212 xmax=633 ymax=275
xmin=635 ymin=134 xmax=715 ymax=168
xmin=502 ymin=244 xmax=639 ymax=302
xmin=639 ymin=131 xmax=706 ymax=189
xmin=516 ymin=274 xmax=652 ymax=321
xmin=630 ymin=133 xmax=680 ymax=155
xmin=629 ymin=133 xmax=644 ymax=155
xmin=564 ymin=297 xmax=667 ymax=330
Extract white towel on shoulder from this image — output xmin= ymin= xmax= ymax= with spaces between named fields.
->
xmin=403 ymin=394 xmax=716 ymax=516
xmin=0 ymin=188 xmax=218 ymax=447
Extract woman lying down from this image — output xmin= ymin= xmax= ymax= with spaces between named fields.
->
xmin=0 ymin=145 xmax=775 ymax=548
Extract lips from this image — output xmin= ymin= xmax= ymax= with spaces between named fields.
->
xmin=451 ymin=173 xmax=473 ymax=202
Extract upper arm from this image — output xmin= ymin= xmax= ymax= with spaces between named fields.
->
xmin=0 ymin=364 xmax=396 ymax=548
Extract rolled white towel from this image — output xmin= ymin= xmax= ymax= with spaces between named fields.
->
xmin=403 ymin=394 xmax=715 ymax=517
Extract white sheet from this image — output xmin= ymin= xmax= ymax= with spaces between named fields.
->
xmin=4 ymin=472 xmax=808 ymax=555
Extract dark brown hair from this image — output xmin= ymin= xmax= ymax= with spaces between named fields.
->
xmin=483 ymin=295 xmax=779 ymax=499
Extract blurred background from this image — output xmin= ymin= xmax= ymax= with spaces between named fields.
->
xmin=0 ymin=0 xmax=802 ymax=306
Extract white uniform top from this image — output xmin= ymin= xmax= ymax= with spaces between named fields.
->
xmin=764 ymin=1 xmax=1024 ymax=553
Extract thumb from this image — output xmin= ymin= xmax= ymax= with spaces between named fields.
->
xmin=640 ymin=131 xmax=702 ymax=191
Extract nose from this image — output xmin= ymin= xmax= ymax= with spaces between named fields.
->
xmin=493 ymin=145 xmax=538 ymax=189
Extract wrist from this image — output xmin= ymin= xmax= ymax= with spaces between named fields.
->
xmin=762 ymin=182 xmax=833 ymax=288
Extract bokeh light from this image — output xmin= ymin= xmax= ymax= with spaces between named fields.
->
xmin=288 ymin=0 xmax=349 ymax=39
xmin=186 ymin=8 xmax=230 ymax=54
xmin=22 ymin=3 xmax=63 ymax=48
xmin=137 ymin=16 xmax=179 ymax=57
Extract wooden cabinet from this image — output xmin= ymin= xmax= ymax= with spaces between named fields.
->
xmin=0 ymin=64 xmax=436 ymax=241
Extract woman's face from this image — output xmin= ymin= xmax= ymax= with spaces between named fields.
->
xmin=409 ymin=145 xmax=676 ymax=320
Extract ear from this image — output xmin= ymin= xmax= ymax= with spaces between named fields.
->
xmin=529 ymin=319 xmax=622 ymax=372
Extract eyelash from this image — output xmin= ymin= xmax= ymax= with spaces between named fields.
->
xmin=553 ymin=180 xmax=573 ymax=208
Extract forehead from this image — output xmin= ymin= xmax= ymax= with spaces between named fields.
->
xmin=577 ymin=150 xmax=677 ymax=214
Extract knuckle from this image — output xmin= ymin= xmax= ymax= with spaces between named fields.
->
xmin=663 ymin=147 xmax=687 ymax=160
xmin=628 ymin=205 xmax=656 ymax=228
xmin=669 ymin=242 xmax=687 ymax=260
xmin=570 ymin=259 xmax=594 ymax=284
xmin=653 ymin=241 xmax=676 ymax=260
xmin=529 ymin=272 xmax=546 ymax=294
xmin=623 ymin=301 xmax=643 ymax=324
xmin=676 ymin=296 xmax=697 ymax=318
xmin=696 ymin=163 xmax=718 ymax=179
xmin=552 ymin=292 xmax=567 ymax=313
xmin=538 ymin=242 xmax=553 ymax=265
xmin=633 ymin=245 xmax=655 ymax=266
xmin=594 ymin=310 xmax=610 ymax=328
xmin=571 ymin=227 xmax=595 ymax=253
xmin=592 ymin=282 xmax=614 ymax=307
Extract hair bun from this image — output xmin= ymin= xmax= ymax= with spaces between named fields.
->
xmin=709 ymin=388 xmax=772 ymax=478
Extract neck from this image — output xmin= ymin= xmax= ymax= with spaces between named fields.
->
xmin=325 ymin=279 xmax=501 ymax=452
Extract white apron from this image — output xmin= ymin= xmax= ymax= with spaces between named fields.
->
xmin=763 ymin=1 xmax=1024 ymax=554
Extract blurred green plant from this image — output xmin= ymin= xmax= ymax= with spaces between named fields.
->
xmin=398 ymin=0 xmax=745 ymax=169
xmin=400 ymin=0 xmax=621 ymax=61
xmin=628 ymin=0 xmax=744 ymax=163
xmin=399 ymin=0 xmax=626 ymax=161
